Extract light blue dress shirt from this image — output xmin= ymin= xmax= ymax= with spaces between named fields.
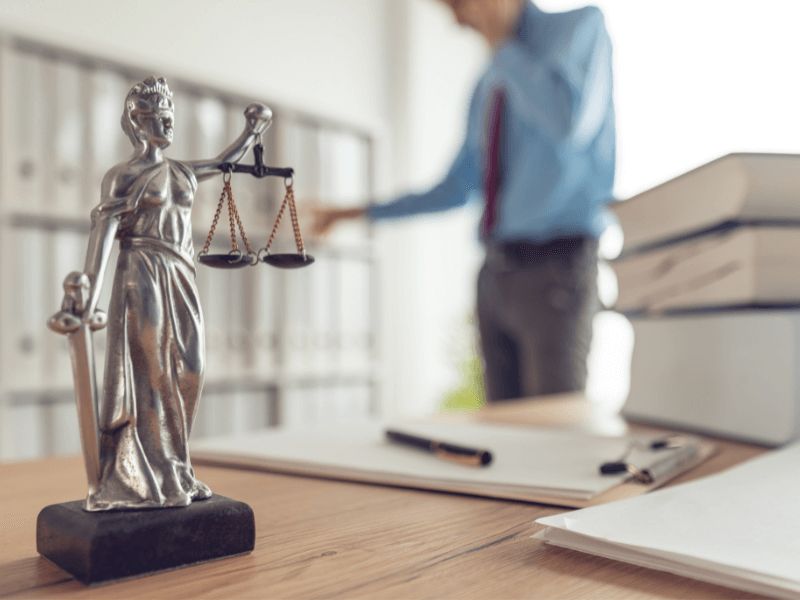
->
xmin=368 ymin=2 xmax=616 ymax=243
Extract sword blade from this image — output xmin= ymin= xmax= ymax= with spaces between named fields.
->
xmin=67 ymin=323 xmax=101 ymax=490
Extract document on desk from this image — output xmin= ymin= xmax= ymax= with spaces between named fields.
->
xmin=192 ymin=421 xmax=713 ymax=507
xmin=535 ymin=443 xmax=800 ymax=599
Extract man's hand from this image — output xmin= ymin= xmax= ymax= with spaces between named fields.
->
xmin=307 ymin=204 xmax=367 ymax=238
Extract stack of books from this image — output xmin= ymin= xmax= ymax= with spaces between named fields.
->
xmin=612 ymin=153 xmax=800 ymax=445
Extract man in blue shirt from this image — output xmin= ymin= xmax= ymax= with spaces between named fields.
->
xmin=312 ymin=0 xmax=615 ymax=402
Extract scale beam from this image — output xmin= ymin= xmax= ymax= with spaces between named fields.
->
xmin=216 ymin=143 xmax=293 ymax=179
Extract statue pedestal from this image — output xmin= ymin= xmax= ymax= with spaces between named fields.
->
xmin=36 ymin=495 xmax=255 ymax=584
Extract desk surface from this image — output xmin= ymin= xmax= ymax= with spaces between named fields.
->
xmin=0 ymin=396 xmax=767 ymax=599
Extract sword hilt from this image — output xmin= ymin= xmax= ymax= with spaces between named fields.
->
xmin=48 ymin=272 xmax=107 ymax=334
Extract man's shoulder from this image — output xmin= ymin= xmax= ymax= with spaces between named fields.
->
xmin=515 ymin=4 xmax=604 ymax=44
xmin=552 ymin=5 xmax=605 ymax=33
xmin=575 ymin=5 xmax=603 ymax=19
xmin=523 ymin=4 xmax=607 ymax=52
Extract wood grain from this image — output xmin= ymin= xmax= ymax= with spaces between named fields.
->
xmin=0 ymin=397 xmax=768 ymax=599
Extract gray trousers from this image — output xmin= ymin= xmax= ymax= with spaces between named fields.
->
xmin=477 ymin=237 xmax=598 ymax=402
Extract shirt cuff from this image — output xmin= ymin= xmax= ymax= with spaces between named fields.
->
xmin=365 ymin=202 xmax=387 ymax=222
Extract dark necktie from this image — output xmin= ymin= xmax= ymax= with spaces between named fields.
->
xmin=482 ymin=88 xmax=506 ymax=239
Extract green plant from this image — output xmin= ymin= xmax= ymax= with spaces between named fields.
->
xmin=441 ymin=319 xmax=485 ymax=411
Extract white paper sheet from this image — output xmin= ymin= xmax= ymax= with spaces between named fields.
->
xmin=536 ymin=443 xmax=800 ymax=597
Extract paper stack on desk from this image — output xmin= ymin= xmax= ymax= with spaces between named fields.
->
xmin=612 ymin=153 xmax=800 ymax=444
xmin=535 ymin=443 xmax=800 ymax=599
xmin=193 ymin=421 xmax=713 ymax=507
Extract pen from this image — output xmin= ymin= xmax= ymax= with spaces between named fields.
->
xmin=385 ymin=428 xmax=493 ymax=467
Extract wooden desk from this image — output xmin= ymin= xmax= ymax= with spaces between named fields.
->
xmin=0 ymin=397 xmax=766 ymax=599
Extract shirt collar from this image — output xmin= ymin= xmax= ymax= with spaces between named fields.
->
xmin=514 ymin=1 xmax=542 ymax=43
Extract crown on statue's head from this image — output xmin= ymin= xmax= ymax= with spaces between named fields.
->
xmin=130 ymin=76 xmax=173 ymax=100
xmin=125 ymin=76 xmax=174 ymax=116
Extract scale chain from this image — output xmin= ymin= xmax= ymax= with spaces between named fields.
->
xmin=263 ymin=187 xmax=290 ymax=255
xmin=226 ymin=179 xmax=240 ymax=254
xmin=285 ymin=185 xmax=306 ymax=255
xmin=200 ymin=175 xmax=229 ymax=256
xmin=231 ymin=198 xmax=254 ymax=256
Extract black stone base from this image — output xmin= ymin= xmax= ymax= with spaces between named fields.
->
xmin=36 ymin=494 xmax=255 ymax=584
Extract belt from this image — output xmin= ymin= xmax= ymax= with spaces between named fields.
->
xmin=485 ymin=236 xmax=593 ymax=266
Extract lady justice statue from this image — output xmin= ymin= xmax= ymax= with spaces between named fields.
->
xmin=48 ymin=76 xmax=271 ymax=512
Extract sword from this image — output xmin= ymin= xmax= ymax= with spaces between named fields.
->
xmin=48 ymin=272 xmax=107 ymax=492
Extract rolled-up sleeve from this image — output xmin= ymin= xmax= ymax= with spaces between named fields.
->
xmin=367 ymin=139 xmax=480 ymax=221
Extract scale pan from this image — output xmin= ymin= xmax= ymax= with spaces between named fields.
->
xmin=198 ymin=254 xmax=251 ymax=269
xmin=261 ymin=253 xmax=315 ymax=269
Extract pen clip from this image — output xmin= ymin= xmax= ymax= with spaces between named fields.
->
xmin=599 ymin=461 xmax=654 ymax=484
xmin=599 ymin=436 xmax=698 ymax=485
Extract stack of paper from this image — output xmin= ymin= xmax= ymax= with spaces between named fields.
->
xmin=193 ymin=421 xmax=711 ymax=507
xmin=536 ymin=443 xmax=800 ymax=599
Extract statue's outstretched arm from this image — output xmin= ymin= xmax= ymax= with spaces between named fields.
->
xmin=189 ymin=103 xmax=273 ymax=181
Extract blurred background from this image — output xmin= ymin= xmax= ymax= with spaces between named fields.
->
xmin=0 ymin=0 xmax=799 ymax=461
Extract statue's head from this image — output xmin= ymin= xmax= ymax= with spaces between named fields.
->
xmin=121 ymin=76 xmax=175 ymax=150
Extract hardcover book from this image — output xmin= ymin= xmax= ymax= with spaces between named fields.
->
xmin=613 ymin=226 xmax=800 ymax=313
xmin=614 ymin=153 xmax=800 ymax=254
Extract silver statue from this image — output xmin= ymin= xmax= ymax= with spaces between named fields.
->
xmin=48 ymin=76 xmax=271 ymax=511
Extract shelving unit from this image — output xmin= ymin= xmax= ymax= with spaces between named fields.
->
xmin=0 ymin=33 xmax=381 ymax=461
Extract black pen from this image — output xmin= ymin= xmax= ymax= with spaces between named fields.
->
xmin=385 ymin=428 xmax=493 ymax=467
